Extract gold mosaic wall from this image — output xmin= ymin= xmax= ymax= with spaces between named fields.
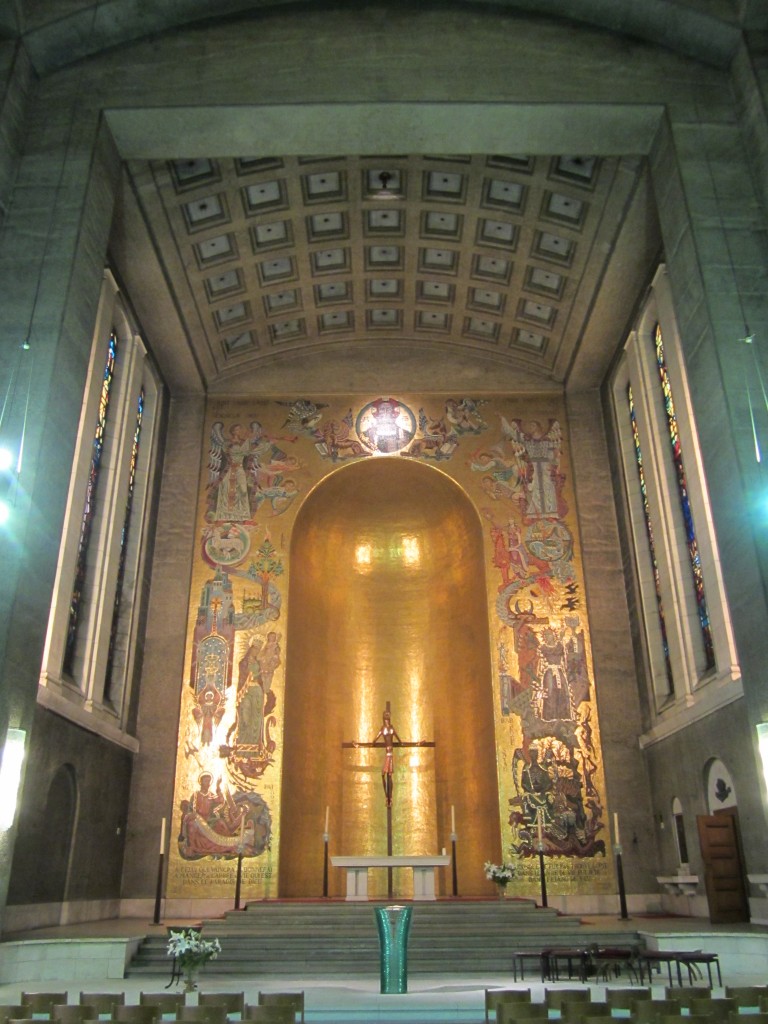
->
xmin=165 ymin=393 xmax=613 ymax=899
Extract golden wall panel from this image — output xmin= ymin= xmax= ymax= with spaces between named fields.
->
xmin=166 ymin=395 xmax=613 ymax=900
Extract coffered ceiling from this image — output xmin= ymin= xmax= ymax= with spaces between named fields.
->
xmin=11 ymin=0 xmax=737 ymax=395
xmin=125 ymin=152 xmax=651 ymax=392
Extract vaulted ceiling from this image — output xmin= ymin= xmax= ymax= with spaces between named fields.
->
xmin=2 ymin=0 xmax=761 ymax=74
xmin=124 ymin=153 xmax=647 ymax=391
xmin=5 ymin=0 xmax=763 ymax=394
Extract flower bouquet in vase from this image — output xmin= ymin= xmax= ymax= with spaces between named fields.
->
xmin=167 ymin=928 xmax=222 ymax=991
xmin=484 ymin=860 xmax=516 ymax=898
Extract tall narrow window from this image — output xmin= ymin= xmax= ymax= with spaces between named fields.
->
xmin=63 ymin=330 xmax=118 ymax=675
xmin=103 ymin=386 xmax=144 ymax=704
xmin=654 ymin=324 xmax=715 ymax=671
xmin=612 ymin=265 xmax=739 ymax=728
xmin=39 ymin=270 xmax=163 ymax=744
xmin=671 ymin=798 xmax=689 ymax=866
xmin=627 ymin=383 xmax=674 ymax=694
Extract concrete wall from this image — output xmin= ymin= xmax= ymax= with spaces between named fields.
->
xmin=6 ymin=706 xmax=132 ymax=923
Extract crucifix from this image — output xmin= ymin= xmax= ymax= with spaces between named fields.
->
xmin=343 ymin=701 xmax=436 ymax=897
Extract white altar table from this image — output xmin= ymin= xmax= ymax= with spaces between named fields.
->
xmin=331 ymin=854 xmax=451 ymax=901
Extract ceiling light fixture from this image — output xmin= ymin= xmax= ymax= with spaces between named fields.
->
xmin=372 ymin=172 xmax=403 ymax=201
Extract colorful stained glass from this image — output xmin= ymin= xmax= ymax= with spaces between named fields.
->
xmin=628 ymin=384 xmax=674 ymax=694
xmin=64 ymin=331 xmax=118 ymax=675
xmin=654 ymin=323 xmax=715 ymax=671
xmin=104 ymin=387 xmax=144 ymax=701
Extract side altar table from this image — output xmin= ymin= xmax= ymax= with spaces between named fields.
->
xmin=331 ymin=855 xmax=450 ymax=901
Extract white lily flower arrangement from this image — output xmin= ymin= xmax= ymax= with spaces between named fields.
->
xmin=167 ymin=927 xmax=222 ymax=970
xmin=484 ymin=860 xmax=516 ymax=885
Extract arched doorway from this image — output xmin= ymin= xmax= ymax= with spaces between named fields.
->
xmin=697 ymin=758 xmax=749 ymax=923
xmin=280 ymin=457 xmax=499 ymax=897
xmin=40 ymin=764 xmax=78 ymax=905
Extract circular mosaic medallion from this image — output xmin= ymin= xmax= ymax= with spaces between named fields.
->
xmin=355 ymin=397 xmax=417 ymax=454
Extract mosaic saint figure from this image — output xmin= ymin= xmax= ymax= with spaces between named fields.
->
xmin=502 ymin=418 xmax=563 ymax=519
xmin=180 ymin=773 xmax=265 ymax=860
xmin=537 ymin=626 xmax=575 ymax=722
xmin=235 ymin=636 xmax=269 ymax=747
xmin=212 ymin=423 xmax=253 ymax=521
xmin=519 ymin=745 xmax=554 ymax=830
xmin=180 ymin=773 xmax=228 ymax=857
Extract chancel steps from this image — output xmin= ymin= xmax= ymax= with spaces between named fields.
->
xmin=128 ymin=899 xmax=639 ymax=976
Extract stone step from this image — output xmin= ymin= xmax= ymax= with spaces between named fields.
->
xmin=127 ymin=900 xmax=638 ymax=978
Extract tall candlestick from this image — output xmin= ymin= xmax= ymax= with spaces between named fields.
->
xmin=451 ymin=804 xmax=456 ymax=833
xmin=160 ymin=816 xmax=166 ymax=854
xmin=613 ymin=812 xmax=620 ymax=846
xmin=324 ymin=805 xmax=329 ymax=834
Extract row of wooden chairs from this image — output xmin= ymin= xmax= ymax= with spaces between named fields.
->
xmin=1 ymin=994 xmax=302 ymax=1024
xmin=492 ymin=1007 xmax=768 ymax=1024
xmin=485 ymin=988 xmax=768 ymax=1024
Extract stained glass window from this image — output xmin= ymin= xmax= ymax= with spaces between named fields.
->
xmin=628 ymin=384 xmax=674 ymax=694
xmin=104 ymin=386 xmax=144 ymax=702
xmin=63 ymin=331 xmax=118 ymax=675
xmin=654 ymin=323 xmax=715 ymax=671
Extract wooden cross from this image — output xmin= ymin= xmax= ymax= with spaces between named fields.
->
xmin=343 ymin=701 xmax=435 ymax=897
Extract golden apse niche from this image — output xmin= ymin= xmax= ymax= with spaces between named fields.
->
xmin=166 ymin=395 xmax=612 ymax=900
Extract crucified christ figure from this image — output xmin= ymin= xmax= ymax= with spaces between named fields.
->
xmin=372 ymin=707 xmax=402 ymax=807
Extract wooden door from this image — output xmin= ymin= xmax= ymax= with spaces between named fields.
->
xmin=696 ymin=812 xmax=749 ymax=923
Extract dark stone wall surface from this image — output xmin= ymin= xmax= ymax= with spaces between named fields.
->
xmin=7 ymin=705 xmax=132 ymax=904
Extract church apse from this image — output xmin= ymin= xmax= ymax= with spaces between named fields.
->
xmin=280 ymin=457 xmax=499 ymax=898
xmin=166 ymin=395 xmax=612 ymax=900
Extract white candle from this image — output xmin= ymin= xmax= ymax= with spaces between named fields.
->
xmin=614 ymin=812 xmax=620 ymax=845
xmin=451 ymin=804 xmax=456 ymax=833
xmin=442 ymin=847 xmax=446 ymax=856
xmin=324 ymin=805 xmax=329 ymax=834
xmin=537 ymin=814 xmax=543 ymax=847
xmin=160 ymin=816 xmax=166 ymax=854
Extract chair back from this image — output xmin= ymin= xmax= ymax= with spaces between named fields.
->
xmin=606 ymin=989 xmax=650 ymax=1010
xmin=561 ymin=1002 xmax=606 ymax=1024
xmin=79 ymin=996 xmax=125 ymax=1019
xmin=198 ymin=995 xmax=244 ymax=1018
xmin=689 ymin=999 xmax=735 ymax=1021
xmin=52 ymin=1008 xmax=97 ymax=1024
xmin=179 ymin=1008 xmax=228 ymax=1024
xmin=0 ymin=1010 xmax=27 ymax=1024
xmin=485 ymin=991 xmax=531 ymax=1024
xmin=243 ymin=1010 xmax=294 ymax=1024
xmin=21 ymin=995 xmax=69 ymax=1017
xmin=545 ymin=990 xmax=590 ymax=1012
xmin=634 ymin=1000 xmax=681 ymax=1023
xmin=725 ymin=988 xmax=768 ymax=1009
xmin=257 ymin=995 xmax=304 ymax=1024
xmin=496 ymin=1006 xmax=547 ymax=1024
xmin=665 ymin=988 xmax=710 ymax=1008
xmin=114 ymin=1007 xmax=160 ymax=1024
xmin=139 ymin=997 xmax=184 ymax=1018
xmin=570 ymin=1004 xmax=610 ymax=1024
